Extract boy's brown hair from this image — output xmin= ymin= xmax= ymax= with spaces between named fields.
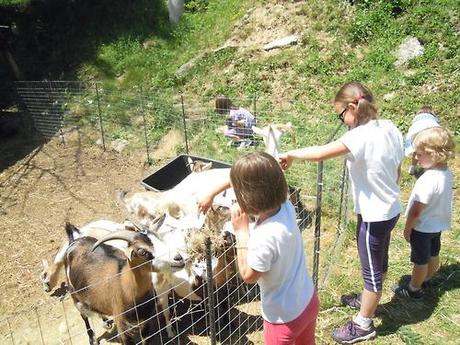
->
xmin=414 ymin=127 xmax=455 ymax=164
xmin=230 ymin=152 xmax=287 ymax=215
xmin=334 ymin=81 xmax=378 ymax=126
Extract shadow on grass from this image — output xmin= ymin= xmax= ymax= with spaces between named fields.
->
xmin=377 ymin=262 xmax=460 ymax=336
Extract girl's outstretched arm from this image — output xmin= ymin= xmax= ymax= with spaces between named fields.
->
xmin=278 ymin=140 xmax=350 ymax=169
xmin=196 ymin=168 xmax=231 ymax=213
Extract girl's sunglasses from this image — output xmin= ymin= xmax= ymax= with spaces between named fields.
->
xmin=337 ymin=108 xmax=347 ymax=123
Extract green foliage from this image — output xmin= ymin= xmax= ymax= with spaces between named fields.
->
xmin=0 ymin=0 xmax=28 ymax=5
xmin=397 ymin=325 xmax=423 ymax=344
xmin=185 ymin=0 xmax=209 ymax=13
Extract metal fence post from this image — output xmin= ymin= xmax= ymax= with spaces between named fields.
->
xmin=337 ymin=160 xmax=348 ymax=233
xmin=312 ymin=122 xmax=343 ymax=288
xmin=95 ymin=83 xmax=106 ymax=151
xmin=181 ymin=94 xmax=189 ymax=154
xmin=205 ymin=237 xmax=217 ymax=345
xmin=313 ymin=161 xmax=323 ymax=288
xmin=139 ymin=87 xmax=151 ymax=164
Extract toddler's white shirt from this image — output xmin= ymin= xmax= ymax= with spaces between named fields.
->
xmin=406 ymin=169 xmax=453 ymax=233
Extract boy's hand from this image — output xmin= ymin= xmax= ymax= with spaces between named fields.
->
xmin=231 ymin=204 xmax=249 ymax=233
xmin=404 ymin=228 xmax=412 ymax=242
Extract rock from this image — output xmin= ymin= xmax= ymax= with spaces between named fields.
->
xmin=263 ymin=35 xmax=298 ymax=51
xmin=383 ymin=92 xmax=396 ymax=101
xmin=394 ymin=36 xmax=424 ymax=67
xmin=111 ymin=139 xmax=128 ymax=153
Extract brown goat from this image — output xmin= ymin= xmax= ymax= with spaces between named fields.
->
xmin=64 ymin=219 xmax=182 ymax=345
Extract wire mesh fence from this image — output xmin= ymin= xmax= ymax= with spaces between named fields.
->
xmin=1 ymin=81 xmax=352 ymax=344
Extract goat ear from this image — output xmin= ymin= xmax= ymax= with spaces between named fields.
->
xmin=41 ymin=259 xmax=49 ymax=269
xmin=117 ymin=191 xmax=129 ymax=207
xmin=203 ymin=162 xmax=212 ymax=171
xmin=150 ymin=213 xmax=167 ymax=232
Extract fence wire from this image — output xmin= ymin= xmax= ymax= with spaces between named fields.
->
xmin=1 ymin=81 xmax=351 ymax=344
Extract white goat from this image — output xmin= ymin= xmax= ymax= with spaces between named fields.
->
xmin=252 ymin=122 xmax=293 ymax=157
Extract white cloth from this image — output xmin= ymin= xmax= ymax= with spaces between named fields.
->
xmin=404 ymin=112 xmax=440 ymax=156
xmin=339 ymin=119 xmax=404 ymax=222
xmin=247 ymin=201 xmax=314 ymax=323
xmin=405 ymin=169 xmax=453 ymax=233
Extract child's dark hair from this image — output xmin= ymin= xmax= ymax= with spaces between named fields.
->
xmin=230 ymin=152 xmax=287 ymax=215
xmin=416 ymin=106 xmax=436 ymax=116
xmin=215 ymin=96 xmax=232 ymax=114
xmin=334 ymin=81 xmax=378 ymax=126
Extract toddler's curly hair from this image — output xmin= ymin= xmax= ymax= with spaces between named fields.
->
xmin=414 ymin=127 xmax=455 ymax=165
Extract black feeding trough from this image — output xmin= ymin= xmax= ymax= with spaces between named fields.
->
xmin=141 ymin=154 xmax=231 ymax=192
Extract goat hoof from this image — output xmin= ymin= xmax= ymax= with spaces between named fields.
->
xmin=166 ymin=328 xmax=176 ymax=338
xmin=42 ymin=282 xmax=51 ymax=293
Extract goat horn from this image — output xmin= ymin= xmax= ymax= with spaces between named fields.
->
xmin=91 ymin=230 xmax=140 ymax=252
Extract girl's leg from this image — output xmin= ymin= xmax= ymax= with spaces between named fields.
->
xmin=295 ymin=292 xmax=319 ymax=345
xmin=356 ymin=215 xmax=399 ymax=318
xmin=360 ymin=289 xmax=381 ymax=318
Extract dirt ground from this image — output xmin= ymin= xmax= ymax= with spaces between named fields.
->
xmin=0 ymin=128 xmax=265 ymax=345
xmin=0 ymin=128 xmax=191 ymax=343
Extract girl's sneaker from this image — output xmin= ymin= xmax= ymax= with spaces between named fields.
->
xmin=340 ymin=293 xmax=362 ymax=309
xmin=393 ymin=284 xmax=424 ymax=299
xmin=332 ymin=320 xmax=376 ymax=344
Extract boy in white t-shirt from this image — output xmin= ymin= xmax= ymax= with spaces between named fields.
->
xmin=393 ymin=127 xmax=455 ymax=298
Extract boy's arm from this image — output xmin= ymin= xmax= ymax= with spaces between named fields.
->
xmin=404 ymin=201 xmax=427 ymax=242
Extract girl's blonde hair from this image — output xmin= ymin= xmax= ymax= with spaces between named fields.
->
xmin=230 ymin=152 xmax=287 ymax=215
xmin=414 ymin=127 xmax=455 ymax=165
xmin=334 ymin=81 xmax=378 ymax=126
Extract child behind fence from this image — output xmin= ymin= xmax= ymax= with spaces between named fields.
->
xmin=215 ymin=96 xmax=256 ymax=148
xmin=393 ymin=127 xmax=455 ymax=299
